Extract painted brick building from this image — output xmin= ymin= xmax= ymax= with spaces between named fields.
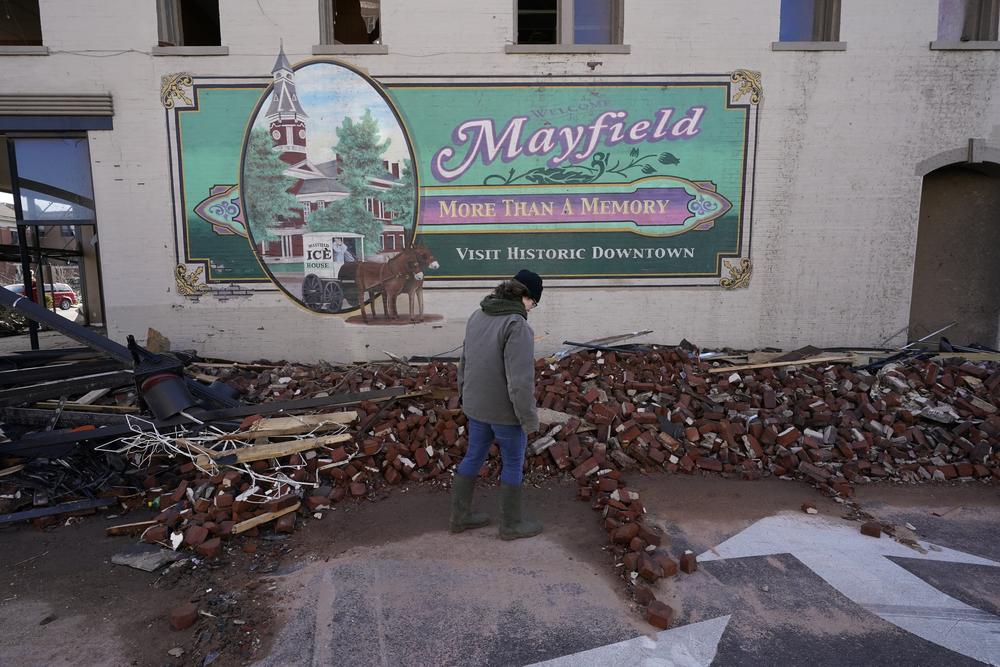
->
xmin=0 ymin=1 xmax=997 ymax=360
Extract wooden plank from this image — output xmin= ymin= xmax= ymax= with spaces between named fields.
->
xmin=193 ymin=433 xmax=352 ymax=467
xmin=231 ymin=502 xmax=299 ymax=534
xmin=932 ymin=352 xmax=1000 ymax=362
xmin=0 ymin=464 xmax=25 ymax=477
xmin=211 ymin=411 xmax=357 ymax=440
xmin=707 ymin=355 xmax=855 ymax=374
xmin=105 ymin=520 xmax=157 ymax=537
xmin=75 ymin=388 xmax=111 ymax=405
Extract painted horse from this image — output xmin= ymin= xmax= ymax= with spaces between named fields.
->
xmin=397 ymin=245 xmax=438 ymax=322
xmin=354 ymin=244 xmax=439 ymax=322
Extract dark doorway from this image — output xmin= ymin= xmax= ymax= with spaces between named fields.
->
xmin=908 ymin=163 xmax=1000 ymax=348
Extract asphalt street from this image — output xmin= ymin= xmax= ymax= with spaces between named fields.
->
xmin=252 ymin=477 xmax=1000 ymax=666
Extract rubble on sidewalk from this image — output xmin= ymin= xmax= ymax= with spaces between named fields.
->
xmin=0 ymin=332 xmax=997 ymax=635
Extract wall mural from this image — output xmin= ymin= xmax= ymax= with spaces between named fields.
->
xmin=164 ymin=49 xmax=761 ymax=324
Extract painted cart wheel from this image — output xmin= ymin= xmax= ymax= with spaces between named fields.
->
xmin=302 ymin=274 xmax=323 ymax=309
xmin=322 ymin=281 xmax=344 ymax=312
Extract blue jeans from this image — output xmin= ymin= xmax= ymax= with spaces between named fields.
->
xmin=457 ymin=417 xmax=527 ymax=485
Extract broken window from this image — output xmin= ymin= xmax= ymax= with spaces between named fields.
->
xmin=0 ymin=0 xmax=43 ymax=46
xmin=515 ymin=0 xmax=623 ymax=45
xmin=778 ymin=0 xmax=841 ymax=42
xmin=320 ymin=0 xmax=382 ymax=45
xmin=0 ymin=134 xmax=105 ymax=340
xmin=938 ymin=0 xmax=1000 ymax=41
xmin=157 ymin=0 xmax=222 ymax=47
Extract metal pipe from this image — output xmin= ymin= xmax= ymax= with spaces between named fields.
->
xmin=900 ymin=322 xmax=957 ymax=350
xmin=6 ymin=139 xmax=38 ymax=349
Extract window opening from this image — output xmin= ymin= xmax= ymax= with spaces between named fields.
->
xmin=778 ymin=0 xmax=841 ymax=42
xmin=516 ymin=0 xmax=622 ymax=45
xmin=157 ymin=0 xmax=222 ymax=47
xmin=321 ymin=0 xmax=382 ymax=45
xmin=0 ymin=0 xmax=42 ymax=46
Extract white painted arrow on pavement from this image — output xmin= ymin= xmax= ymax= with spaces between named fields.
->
xmin=529 ymin=615 xmax=730 ymax=667
xmin=699 ymin=512 xmax=1000 ymax=666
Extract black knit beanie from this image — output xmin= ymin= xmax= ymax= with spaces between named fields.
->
xmin=513 ymin=269 xmax=543 ymax=303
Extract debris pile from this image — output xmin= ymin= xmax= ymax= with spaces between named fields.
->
xmin=529 ymin=347 xmax=1000 ymax=496
xmin=576 ymin=468 xmax=696 ymax=629
xmin=1 ymin=327 xmax=998 ymax=636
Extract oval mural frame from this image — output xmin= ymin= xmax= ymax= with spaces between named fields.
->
xmin=239 ymin=57 xmax=420 ymax=317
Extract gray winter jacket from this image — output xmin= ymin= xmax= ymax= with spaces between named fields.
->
xmin=457 ymin=305 xmax=539 ymax=434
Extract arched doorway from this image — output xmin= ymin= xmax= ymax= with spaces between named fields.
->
xmin=908 ymin=162 xmax=1000 ymax=347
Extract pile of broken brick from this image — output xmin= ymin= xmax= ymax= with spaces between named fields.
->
xmin=528 ymin=347 xmax=999 ymax=492
xmin=4 ymin=343 xmax=998 ymax=632
xmin=163 ymin=344 xmax=996 ymax=627
xmin=579 ymin=469 xmax=697 ymax=629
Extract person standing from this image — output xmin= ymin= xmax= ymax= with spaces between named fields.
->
xmin=451 ymin=269 xmax=543 ymax=540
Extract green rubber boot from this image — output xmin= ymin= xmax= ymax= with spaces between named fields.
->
xmin=449 ymin=473 xmax=490 ymax=533
xmin=498 ymin=483 xmax=543 ymax=540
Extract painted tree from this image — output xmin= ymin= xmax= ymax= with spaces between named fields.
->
xmin=242 ymin=126 xmax=299 ymax=243
xmin=380 ymin=158 xmax=416 ymax=235
xmin=308 ymin=109 xmax=389 ymax=255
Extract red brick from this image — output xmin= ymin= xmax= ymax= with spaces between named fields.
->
xmin=414 ymin=447 xmax=430 ymax=467
xmin=275 ymin=513 xmax=296 ymax=533
xmin=860 ymin=521 xmax=881 ymax=538
xmin=306 ymin=496 xmax=330 ymax=511
xmin=645 ymin=600 xmax=674 ymax=629
xmin=637 ymin=554 xmax=662 ymax=582
xmin=653 ymin=550 xmax=678 ymax=577
xmin=634 ymin=585 xmax=656 ymax=606
xmin=384 ymin=467 xmax=401 ymax=485
xmin=166 ymin=480 xmax=186 ymax=505
xmin=141 ymin=524 xmax=168 ymax=544
xmin=696 ymin=457 xmax=723 ymax=472
xmin=679 ymin=551 xmax=697 ymax=573
xmin=183 ymin=525 xmax=209 ymax=547
xmin=637 ymin=525 xmax=662 ymax=547
xmin=155 ymin=508 xmax=180 ymax=529
xmin=215 ymin=493 xmax=234 ymax=508
xmin=350 ymin=482 xmax=367 ymax=497
xmin=195 ymin=537 xmax=222 ymax=559
xmin=262 ymin=494 xmax=299 ymax=512
xmin=612 ymin=522 xmax=640 ymax=544
xmin=596 ymin=477 xmax=618 ymax=493
xmin=572 ymin=457 xmax=599 ymax=479
xmin=222 ymin=470 xmax=242 ymax=489
xmin=169 ymin=602 xmax=198 ymax=631
xmin=776 ymin=427 xmax=801 ymax=447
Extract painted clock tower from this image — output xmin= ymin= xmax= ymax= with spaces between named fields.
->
xmin=266 ymin=45 xmax=308 ymax=164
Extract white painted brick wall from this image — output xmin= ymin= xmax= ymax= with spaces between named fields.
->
xmin=2 ymin=0 xmax=997 ymax=361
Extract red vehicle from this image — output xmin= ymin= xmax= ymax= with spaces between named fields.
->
xmin=4 ymin=282 xmax=78 ymax=310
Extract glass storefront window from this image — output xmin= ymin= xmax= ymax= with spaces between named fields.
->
xmin=14 ymin=138 xmax=97 ymax=224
